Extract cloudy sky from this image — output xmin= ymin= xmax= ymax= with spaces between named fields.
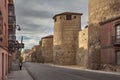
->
xmin=14 ymin=0 xmax=88 ymax=49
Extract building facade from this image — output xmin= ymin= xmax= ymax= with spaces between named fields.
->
xmin=100 ymin=17 xmax=120 ymax=71
xmin=88 ymin=0 xmax=120 ymax=69
xmin=0 ymin=0 xmax=9 ymax=79
xmin=8 ymin=0 xmax=16 ymax=72
xmin=53 ymin=12 xmax=82 ymax=65
xmin=89 ymin=0 xmax=120 ymax=24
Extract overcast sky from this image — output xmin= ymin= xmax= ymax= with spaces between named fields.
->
xmin=14 ymin=0 xmax=88 ymax=49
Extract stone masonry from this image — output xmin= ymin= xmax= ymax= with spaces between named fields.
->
xmin=53 ymin=12 xmax=82 ymax=65
xmin=76 ymin=27 xmax=88 ymax=68
xmin=41 ymin=35 xmax=53 ymax=63
xmin=88 ymin=0 xmax=120 ymax=69
xmin=89 ymin=0 xmax=120 ymax=24
xmin=88 ymin=24 xmax=101 ymax=69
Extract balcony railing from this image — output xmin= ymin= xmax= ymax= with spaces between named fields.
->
xmin=8 ymin=35 xmax=16 ymax=41
xmin=112 ymin=35 xmax=120 ymax=46
xmin=8 ymin=41 xmax=24 ymax=51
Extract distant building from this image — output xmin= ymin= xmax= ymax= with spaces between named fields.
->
xmin=21 ymin=49 xmax=31 ymax=62
xmin=30 ymin=45 xmax=44 ymax=63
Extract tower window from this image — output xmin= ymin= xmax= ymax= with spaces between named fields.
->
xmin=74 ymin=16 xmax=76 ymax=19
xmin=54 ymin=18 xmax=57 ymax=22
xmin=66 ymin=15 xmax=71 ymax=20
xmin=60 ymin=17 xmax=61 ymax=19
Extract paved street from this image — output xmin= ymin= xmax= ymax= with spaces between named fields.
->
xmin=24 ymin=62 xmax=120 ymax=80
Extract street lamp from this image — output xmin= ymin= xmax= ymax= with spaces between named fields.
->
xmin=15 ymin=25 xmax=24 ymax=48
xmin=8 ymin=24 xmax=24 ymax=52
xmin=16 ymin=25 xmax=21 ymax=31
xmin=14 ymin=24 xmax=24 ymax=62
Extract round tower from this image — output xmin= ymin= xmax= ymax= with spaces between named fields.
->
xmin=53 ymin=12 xmax=82 ymax=65
xmin=89 ymin=0 xmax=120 ymax=24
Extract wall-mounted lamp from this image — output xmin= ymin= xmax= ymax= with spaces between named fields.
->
xmin=16 ymin=25 xmax=21 ymax=31
xmin=13 ymin=22 xmax=21 ymax=31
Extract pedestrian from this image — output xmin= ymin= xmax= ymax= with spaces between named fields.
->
xmin=19 ymin=62 xmax=22 ymax=70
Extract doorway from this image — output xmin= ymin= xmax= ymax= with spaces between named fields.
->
xmin=116 ymin=51 xmax=120 ymax=65
xmin=2 ymin=53 xmax=4 ymax=80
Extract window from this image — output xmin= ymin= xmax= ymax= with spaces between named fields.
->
xmin=8 ymin=6 xmax=14 ymax=16
xmin=115 ymin=24 xmax=120 ymax=42
xmin=66 ymin=15 xmax=71 ymax=20
xmin=2 ymin=53 xmax=4 ymax=80
xmin=116 ymin=24 xmax=120 ymax=36
xmin=9 ymin=11 xmax=14 ymax=16
xmin=4 ymin=23 xmax=6 ymax=36
xmin=60 ymin=16 xmax=61 ymax=19
xmin=8 ymin=16 xmax=14 ymax=23
xmin=54 ymin=18 xmax=57 ymax=22
xmin=5 ymin=0 xmax=6 ymax=7
xmin=116 ymin=51 xmax=120 ymax=65
xmin=0 ymin=11 xmax=3 ymax=34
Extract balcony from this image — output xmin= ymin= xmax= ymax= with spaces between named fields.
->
xmin=8 ymin=35 xmax=16 ymax=41
xmin=8 ymin=16 xmax=15 ymax=24
xmin=112 ymin=36 xmax=120 ymax=46
xmin=8 ymin=40 xmax=24 ymax=52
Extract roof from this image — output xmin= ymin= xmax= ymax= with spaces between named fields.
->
xmin=99 ymin=16 xmax=120 ymax=25
xmin=41 ymin=35 xmax=53 ymax=39
xmin=53 ymin=12 xmax=83 ymax=19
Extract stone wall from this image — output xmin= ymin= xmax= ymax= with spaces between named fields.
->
xmin=88 ymin=0 xmax=120 ymax=69
xmin=100 ymin=64 xmax=120 ymax=72
xmin=30 ymin=45 xmax=43 ymax=63
xmin=76 ymin=28 xmax=88 ymax=68
xmin=41 ymin=35 xmax=53 ymax=63
xmin=53 ymin=12 xmax=82 ymax=65
xmin=88 ymin=24 xmax=101 ymax=69
xmin=89 ymin=0 xmax=120 ymax=24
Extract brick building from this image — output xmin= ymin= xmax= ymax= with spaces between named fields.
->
xmin=100 ymin=17 xmax=120 ymax=69
xmin=8 ymin=0 xmax=16 ymax=72
xmin=88 ymin=0 xmax=120 ymax=69
xmin=0 ymin=0 xmax=9 ymax=79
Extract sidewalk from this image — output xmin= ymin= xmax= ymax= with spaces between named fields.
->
xmin=8 ymin=66 xmax=33 ymax=80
